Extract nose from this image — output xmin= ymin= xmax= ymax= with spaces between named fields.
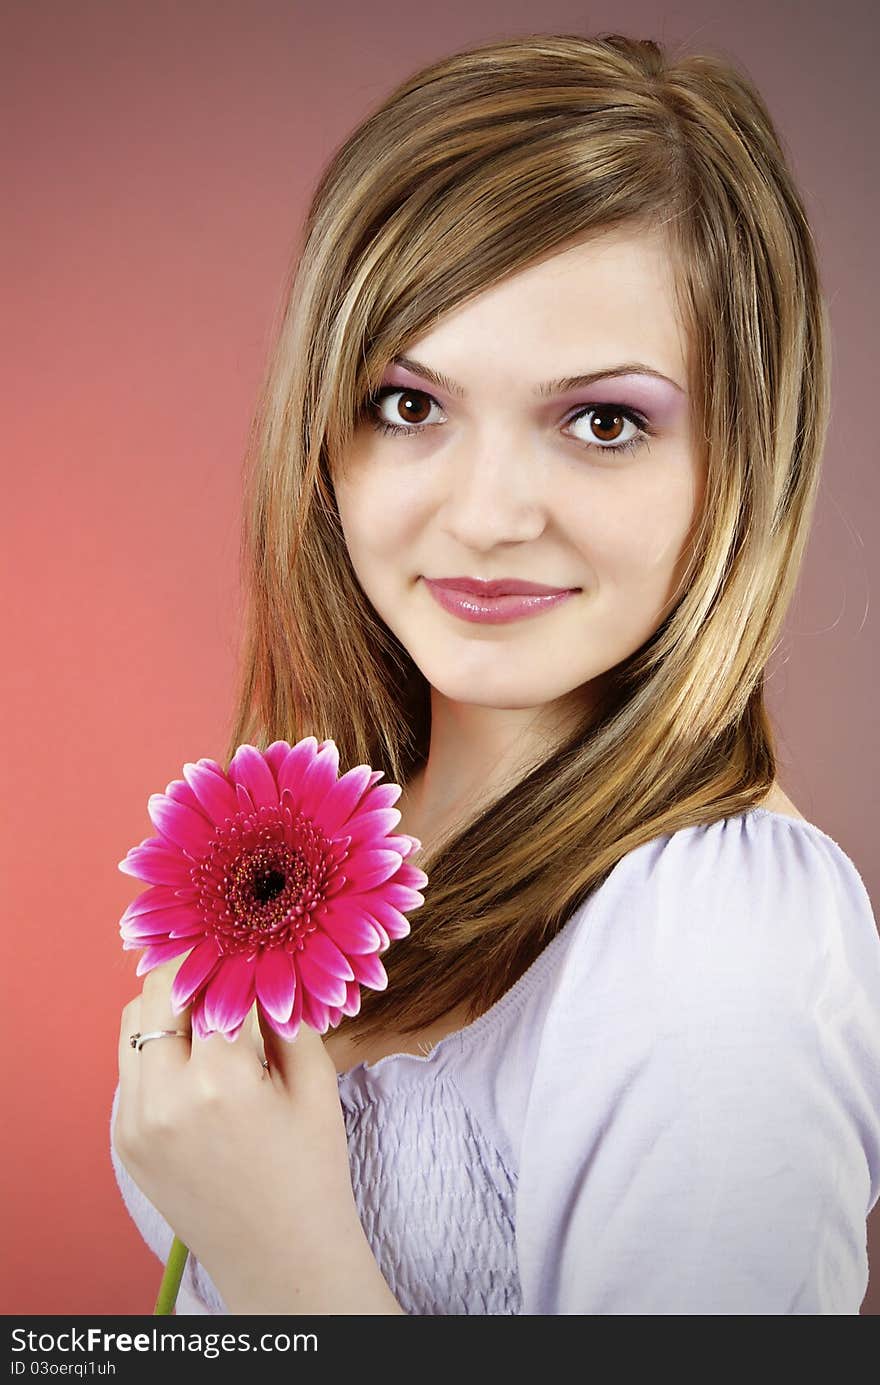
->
xmin=437 ymin=429 xmax=547 ymax=549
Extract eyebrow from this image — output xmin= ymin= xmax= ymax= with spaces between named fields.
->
xmin=390 ymin=354 xmax=686 ymax=397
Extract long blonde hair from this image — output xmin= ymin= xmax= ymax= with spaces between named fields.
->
xmin=225 ymin=32 xmax=830 ymax=1040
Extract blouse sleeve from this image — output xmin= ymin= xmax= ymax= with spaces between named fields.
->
xmin=514 ymin=811 xmax=880 ymax=1314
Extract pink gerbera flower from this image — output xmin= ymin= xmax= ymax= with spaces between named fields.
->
xmin=118 ymin=738 xmax=427 ymax=1042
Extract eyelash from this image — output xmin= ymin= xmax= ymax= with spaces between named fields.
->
xmin=364 ymin=386 xmax=653 ymax=458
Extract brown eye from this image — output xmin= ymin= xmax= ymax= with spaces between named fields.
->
xmin=395 ymin=390 xmax=433 ymax=424
xmin=566 ymin=403 xmax=648 ymax=456
xmin=589 ymin=408 xmax=626 ymax=443
xmin=372 ymin=386 xmax=437 ymax=428
xmin=368 ymin=387 xmax=443 ymax=434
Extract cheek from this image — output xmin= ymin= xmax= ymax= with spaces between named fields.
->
xmin=334 ymin=470 xmax=423 ymax=579
xmin=563 ymin=465 xmax=701 ymax=582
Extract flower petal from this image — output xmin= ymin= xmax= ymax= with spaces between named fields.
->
xmin=359 ymin=895 xmax=412 ymax=941
xmin=182 ymin=760 xmax=239 ymax=824
xmin=319 ymin=909 xmax=382 ymax=955
xmin=220 ymin=1017 xmax=248 ymax=1043
xmin=360 ymin=781 xmax=403 ymax=812
xmin=119 ymin=844 xmax=193 ymax=887
xmin=303 ymin=930 xmax=355 ymax=980
xmin=148 ymin=794 xmax=217 ymax=855
xmin=317 ymin=763 xmax=374 ymax=834
xmin=297 ymin=743 xmax=341 ymax=819
xmin=299 ymin=986 xmax=330 ymax=1033
xmin=340 ymin=979 xmax=362 ymax=1017
xmin=121 ymin=885 xmax=181 ymax=920
xmin=171 ymin=937 xmax=223 ymax=1010
xmin=255 ymin=948 xmax=297 ymax=1024
xmin=346 ymin=951 xmax=388 ymax=991
xmin=275 ymin=737 xmax=320 ymax=803
xmin=122 ymin=935 xmax=167 ymax=952
xmin=296 ymin=950 xmax=347 ymax=1007
xmin=168 ymin=915 xmax=210 ymax=940
xmin=381 ymin=835 xmax=422 ymax=862
xmin=394 ymin=860 xmax=430 ymax=890
xmin=263 ymin=740 xmax=293 ymax=785
xmin=196 ymin=756 xmax=225 ymax=776
xmin=120 ymin=909 xmax=183 ymax=942
xmin=202 ymin=954 xmax=257 ymax=1033
xmin=265 ymin=977 xmax=304 ymax=1041
xmin=342 ymin=849 xmax=404 ymax=891
xmin=228 ymin=744 xmax=280 ymax=811
xmin=191 ymin=996 xmax=212 ymax=1039
xmin=360 ymin=881 xmax=425 ymax=912
xmin=135 ymin=937 xmax=195 ymax=976
xmin=342 ymin=807 xmax=403 ymax=846
xmin=163 ymin=777 xmax=205 ymax=814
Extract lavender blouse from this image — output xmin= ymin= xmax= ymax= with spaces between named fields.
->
xmin=109 ymin=808 xmax=880 ymax=1314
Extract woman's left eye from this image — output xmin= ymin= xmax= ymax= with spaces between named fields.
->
xmin=565 ymin=404 xmax=651 ymax=456
xmin=364 ymin=386 xmax=652 ymax=458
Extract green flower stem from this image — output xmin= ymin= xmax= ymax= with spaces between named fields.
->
xmin=154 ymin=1235 xmax=190 ymax=1315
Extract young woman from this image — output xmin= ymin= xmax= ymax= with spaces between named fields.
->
xmin=111 ymin=32 xmax=880 ymax=1315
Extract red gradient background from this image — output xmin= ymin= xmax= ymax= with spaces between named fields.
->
xmin=3 ymin=1 xmax=878 ymax=1315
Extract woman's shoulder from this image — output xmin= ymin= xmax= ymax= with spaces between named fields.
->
xmin=516 ymin=801 xmax=880 ymax=1179
xmin=616 ymin=791 xmax=872 ymax=921
xmin=457 ymin=796 xmax=878 ymax=1072
xmin=549 ymin=799 xmax=879 ymax=1035
xmin=754 ymin=779 xmax=807 ymax=821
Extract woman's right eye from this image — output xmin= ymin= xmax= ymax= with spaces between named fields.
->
xmin=366 ymin=387 xmax=445 ymax=438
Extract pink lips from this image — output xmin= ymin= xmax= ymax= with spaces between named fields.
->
xmin=428 ymin=576 xmax=573 ymax=597
xmin=422 ymin=576 xmax=580 ymax=625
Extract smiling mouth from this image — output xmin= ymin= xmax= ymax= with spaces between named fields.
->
xmin=422 ymin=577 xmax=579 ymax=625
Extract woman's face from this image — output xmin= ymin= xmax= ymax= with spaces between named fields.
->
xmin=331 ymin=225 xmax=705 ymax=721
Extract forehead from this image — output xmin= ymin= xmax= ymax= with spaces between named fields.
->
xmin=402 ymin=224 xmax=688 ymax=388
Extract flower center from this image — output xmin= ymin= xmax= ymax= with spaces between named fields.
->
xmin=252 ymin=865 xmax=286 ymax=904
xmin=189 ymin=797 xmax=350 ymax=958
xmin=226 ymin=842 xmax=309 ymax=932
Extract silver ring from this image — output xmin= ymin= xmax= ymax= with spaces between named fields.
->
xmin=129 ymin=1029 xmax=190 ymax=1051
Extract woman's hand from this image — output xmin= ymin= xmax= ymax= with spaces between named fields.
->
xmin=114 ymin=956 xmax=403 ymax=1314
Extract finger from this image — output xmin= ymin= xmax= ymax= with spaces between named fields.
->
xmin=256 ymin=977 xmax=305 ymax=1087
xmin=187 ymin=956 xmax=264 ymax=1075
xmin=137 ymin=956 xmax=193 ymax=1089
xmin=259 ymin=1001 xmax=335 ymax=1094
xmin=119 ymin=992 xmax=142 ymax=1067
xmin=189 ymin=1001 xmax=265 ymax=1078
xmin=117 ymin=992 xmax=142 ymax=1099
xmin=115 ymin=994 xmax=144 ymax=1157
